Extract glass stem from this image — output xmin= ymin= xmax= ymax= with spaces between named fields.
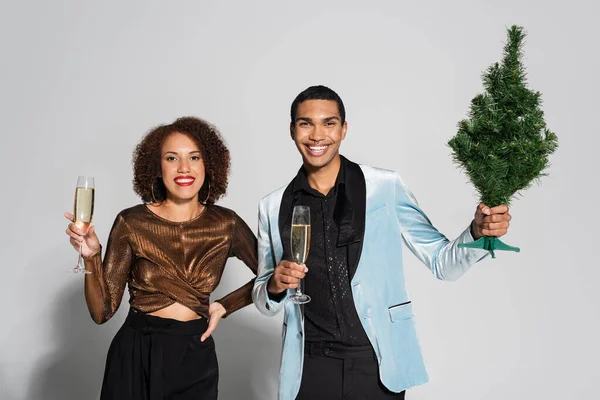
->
xmin=78 ymin=239 xmax=84 ymax=269
xmin=296 ymin=279 xmax=303 ymax=295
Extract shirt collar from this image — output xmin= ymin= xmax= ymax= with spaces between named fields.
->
xmin=292 ymin=155 xmax=347 ymax=196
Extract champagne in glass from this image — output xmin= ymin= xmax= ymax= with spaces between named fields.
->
xmin=71 ymin=176 xmax=94 ymax=274
xmin=288 ymin=205 xmax=311 ymax=304
xmin=291 ymin=224 xmax=311 ymax=264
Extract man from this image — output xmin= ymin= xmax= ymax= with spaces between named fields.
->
xmin=252 ymin=85 xmax=511 ymax=399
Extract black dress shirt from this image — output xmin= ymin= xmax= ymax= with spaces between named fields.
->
xmin=292 ymin=158 xmax=371 ymax=346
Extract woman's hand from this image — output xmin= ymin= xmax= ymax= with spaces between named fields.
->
xmin=201 ymin=302 xmax=227 ymax=342
xmin=64 ymin=212 xmax=101 ymax=258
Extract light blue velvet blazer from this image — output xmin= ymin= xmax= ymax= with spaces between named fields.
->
xmin=252 ymin=158 xmax=488 ymax=400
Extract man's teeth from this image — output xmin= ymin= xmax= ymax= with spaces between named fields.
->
xmin=309 ymin=146 xmax=327 ymax=151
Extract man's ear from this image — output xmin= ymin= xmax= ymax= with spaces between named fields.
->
xmin=290 ymin=122 xmax=295 ymax=140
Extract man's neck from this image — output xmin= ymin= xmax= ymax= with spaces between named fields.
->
xmin=304 ymin=154 xmax=341 ymax=195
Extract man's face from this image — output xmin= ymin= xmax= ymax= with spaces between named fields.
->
xmin=291 ymin=99 xmax=347 ymax=170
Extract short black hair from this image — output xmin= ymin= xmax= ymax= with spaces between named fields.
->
xmin=290 ymin=85 xmax=346 ymax=124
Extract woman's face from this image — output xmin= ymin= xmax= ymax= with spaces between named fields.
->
xmin=159 ymin=132 xmax=205 ymax=203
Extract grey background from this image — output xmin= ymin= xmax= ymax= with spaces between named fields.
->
xmin=1 ymin=1 xmax=598 ymax=399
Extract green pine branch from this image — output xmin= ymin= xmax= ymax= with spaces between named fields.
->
xmin=448 ymin=25 xmax=558 ymax=207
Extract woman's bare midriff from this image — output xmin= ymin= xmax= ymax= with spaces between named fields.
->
xmin=149 ymin=302 xmax=202 ymax=321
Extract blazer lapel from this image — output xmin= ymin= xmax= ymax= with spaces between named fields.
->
xmin=278 ymin=181 xmax=297 ymax=262
xmin=341 ymin=157 xmax=366 ymax=280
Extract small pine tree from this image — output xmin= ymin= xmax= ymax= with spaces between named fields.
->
xmin=448 ymin=25 xmax=558 ymax=257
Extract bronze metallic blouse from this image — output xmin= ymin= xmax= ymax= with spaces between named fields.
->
xmin=83 ymin=204 xmax=258 ymax=323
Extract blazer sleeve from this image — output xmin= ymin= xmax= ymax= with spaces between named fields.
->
xmin=393 ymin=173 xmax=489 ymax=281
xmin=252 ymin=199 xmax=288 ymax=316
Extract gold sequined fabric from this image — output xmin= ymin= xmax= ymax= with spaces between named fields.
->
xmin=83 ymin=204 xmax=258 ymax=323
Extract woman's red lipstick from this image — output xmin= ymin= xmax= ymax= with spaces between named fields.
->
xmin=174 ymin=175 xmax=195 ymax=187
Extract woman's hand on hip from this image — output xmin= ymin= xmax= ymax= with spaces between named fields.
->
xmin=201 ymin=302 xmax=227 ymax=342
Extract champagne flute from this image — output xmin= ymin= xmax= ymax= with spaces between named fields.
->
xmin=71 ymin=176 xmax=95 ymax=274
xmin=288 ymin=205 xmax=311 ymax=304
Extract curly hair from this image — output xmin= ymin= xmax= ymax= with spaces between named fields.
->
xmin=132 ymin=117 xmax=230 ymax=205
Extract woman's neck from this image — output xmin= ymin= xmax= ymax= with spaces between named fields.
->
xmin=151 ymin=197 xmax=205 ymax=222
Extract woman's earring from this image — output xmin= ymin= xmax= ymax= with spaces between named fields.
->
xmin=151 ymin=180 xmax=160 ymax=203
xmin=201 ymin=180 xmax=211 ymax=204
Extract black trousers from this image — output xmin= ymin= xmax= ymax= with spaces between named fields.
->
xmin=101 ymin=309 xmax=218 ymax=400
xmin=296 ymin=342 xmax=406 ymax=400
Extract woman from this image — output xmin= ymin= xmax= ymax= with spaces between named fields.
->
xmin=64 ymin=117 xmax=258 ymax=399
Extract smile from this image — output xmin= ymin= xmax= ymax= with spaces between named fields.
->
xmin=306 ymin=145 xmax=329 ymax=156
xmin=174 ymin=176 xmax=195 ymax=186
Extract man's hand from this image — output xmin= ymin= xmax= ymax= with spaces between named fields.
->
xmin=267 ymin=260 xmax=308 ymax=295
xmin=472 ymin=203 xmax=512 ymax=240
